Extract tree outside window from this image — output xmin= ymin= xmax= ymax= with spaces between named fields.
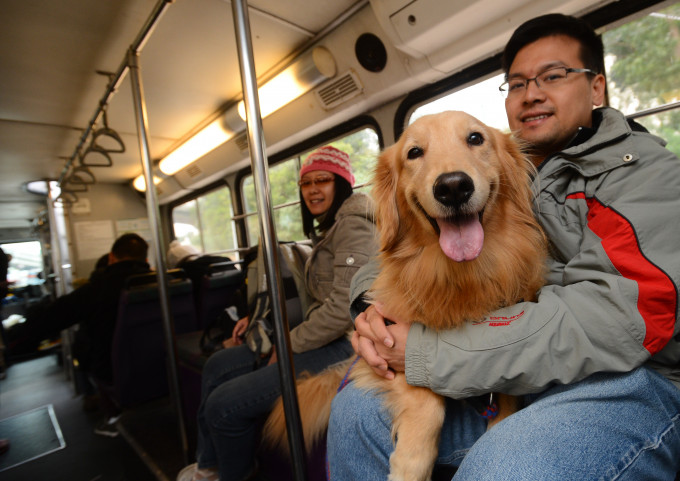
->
xmin=603 ymin=4 xmax=680 ymax=155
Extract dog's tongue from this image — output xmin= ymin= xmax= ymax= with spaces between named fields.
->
xmin=437 ymin=215 xmax=484 ymax=262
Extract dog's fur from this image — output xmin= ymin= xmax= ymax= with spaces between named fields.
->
xmin=264 ymin=111 xmax=547 ymax=481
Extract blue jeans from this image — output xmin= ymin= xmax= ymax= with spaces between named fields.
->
xmin=327 ymin=367 xmax=680 ymax=480
xmin=196 ymin=337 xmax=354 ymax=481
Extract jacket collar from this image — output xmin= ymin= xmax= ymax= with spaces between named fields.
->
xmin=539 ymin=107 xmax=638 ymax=178
xmin=311 ymin=192 xmax=375 ymax=244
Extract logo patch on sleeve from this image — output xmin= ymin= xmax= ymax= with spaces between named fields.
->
xmin=473 ymin=310 xmax=526 ymax=327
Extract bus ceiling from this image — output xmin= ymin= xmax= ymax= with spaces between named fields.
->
xmin=0 ymin=0 xmax=669 ymax=235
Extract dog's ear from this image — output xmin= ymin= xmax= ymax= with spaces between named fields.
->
xmin=496 ymin=130 xmax=538 ymax=215
xmin=371 ymin=143 xmax=401 ymax=250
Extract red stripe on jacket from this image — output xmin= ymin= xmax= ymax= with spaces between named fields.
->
xmin=567 ymin=192 xmax=676 ymax=355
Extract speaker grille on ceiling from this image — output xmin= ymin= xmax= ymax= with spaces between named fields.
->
xmin=186 ymin=164 xmax=202 ymax=178
xmin=315 ymin=70 xmax=363 ymax=110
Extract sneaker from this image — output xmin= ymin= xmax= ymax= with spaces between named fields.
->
xmin=176 ymin=463 xmax=219 ymax=481
xmin=94 ymin=415 xmax=120 ymax=438
xmin=176 ymin=463 xmax=197 ymax=481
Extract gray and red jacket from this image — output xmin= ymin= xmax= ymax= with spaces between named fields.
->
xmin=352 ymin=107 xmax=680 ymax=397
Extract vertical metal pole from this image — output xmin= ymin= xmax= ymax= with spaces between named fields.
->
xmin=229 ymin=1 xmax=307 ymax=480
xmin=46 ymin=185 xmax=74 ymax=382
xmin=127 ymin=48 xmax=189 ymax=465
xmin=46 ymin=187 xmax=67 ymax=296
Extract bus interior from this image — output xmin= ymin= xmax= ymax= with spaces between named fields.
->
xmin=1 ymin=0 xmax=678 ymax=479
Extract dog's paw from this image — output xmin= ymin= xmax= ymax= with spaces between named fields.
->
xmin=389 ymin=452 xmax=433 ymax=481
xmin=388 ymin=472 xmax=431 ymax=481
xmin=388 ymin=476 xmax=431 ymax=481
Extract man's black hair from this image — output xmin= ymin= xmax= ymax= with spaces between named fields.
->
xmin=301 ymin=175 xmax=354 ymax=238
xmin=502 ymin=13 xmax=605 ymax=76
xmin=111 ymin=233 xmax=148 ymax=261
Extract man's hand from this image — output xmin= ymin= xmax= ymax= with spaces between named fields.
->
xmin=352 ymin=303 xmax=409 ymax=380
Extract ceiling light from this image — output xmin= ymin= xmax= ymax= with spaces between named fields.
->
xmin=133 ymin=174 xmax=163 ymax=192
xmin=134 ymin=47 xmax=336 ymax=186
xmin=25 ymin=180 xmax=62 ymax=197
xmin=158 ymin=119 xmax=234 ymax=176
xmin=25 ymin=180 xmax=51 ymax=196
xmin=237 ymin=46 xmax=336 ymax=121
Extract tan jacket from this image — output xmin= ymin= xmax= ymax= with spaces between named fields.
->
xmin=289 ymin=192 xmax=376 ymax=353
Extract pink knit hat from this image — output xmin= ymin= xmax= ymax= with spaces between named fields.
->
xmin=299 ymin=146 xmax=355 ymax=187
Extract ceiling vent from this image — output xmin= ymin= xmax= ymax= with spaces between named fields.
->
xmin=185 ymin=164 xmax=203 ymax=178
xmin=315 ymin=70 xmax=363 ymax=110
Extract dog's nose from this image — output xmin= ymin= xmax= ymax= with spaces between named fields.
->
xmin=433 ymin=172 xmax=474 ymax=208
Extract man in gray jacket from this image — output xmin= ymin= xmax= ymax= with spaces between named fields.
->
xmin=327 ymin=14 xmax=680 ymax=480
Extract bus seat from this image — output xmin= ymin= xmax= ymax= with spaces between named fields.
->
xmin=195 ymin=263 xmax=245 ymax=331
xmin=108 ymin=271 xmax=197 ymax=409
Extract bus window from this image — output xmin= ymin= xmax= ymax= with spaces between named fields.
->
xmin=242 ymin=127 xmax=380 ymax=245
xmin=1 ymin=241 xmax=43 ymax=287
xmin=602 ymin=3 xmax=680 ymax=156
xmin=171 ymin=184 xmax=236 ymax=254
xmin=410 ymin=74 xmax=509 ymax=131
xmin=242 ymin=159 xmax=304 ymax=244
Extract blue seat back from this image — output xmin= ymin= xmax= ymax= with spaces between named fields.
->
xmin=196 ymin=266 xmax=245 ymax=330
xmin=111 ymin=272 xmax=197 ymax=408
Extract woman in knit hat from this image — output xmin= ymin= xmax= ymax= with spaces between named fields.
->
xmin=179 ymin=146 xmax=377 ymax=481
xmin=299 ymin=145 xmax=356 ymax=237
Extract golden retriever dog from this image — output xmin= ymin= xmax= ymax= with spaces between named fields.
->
xmin=264 ymin=111 xmax=547 ymax=481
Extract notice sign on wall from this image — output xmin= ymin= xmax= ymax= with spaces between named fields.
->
xmin=74 ymin=220 xmax=116 ymax=260
xmin=115 ymin=218 xmax=151 ymax=240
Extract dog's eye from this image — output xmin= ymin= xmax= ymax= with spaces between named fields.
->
xmin=467 ymin=132 xmax=484 ymax=146
xmin=407 ymin=147 xmax=424 ymax=159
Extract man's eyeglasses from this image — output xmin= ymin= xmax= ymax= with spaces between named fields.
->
xmin=298 ymin=176 xmax=334 ymax=188
xmin=499 ymin=66 xmax=597 ymax=99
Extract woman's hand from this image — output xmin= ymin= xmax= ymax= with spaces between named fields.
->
xmin=231 ymin=316 xmax=249 ymax=345
xmin=352 ymin=303 xmax=409 ymax=380
xmin=267 ymin=346 xmax=278 ymax=366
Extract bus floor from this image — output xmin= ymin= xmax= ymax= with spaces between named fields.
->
xmin=0 ymin=353 xmax=159 ymax=481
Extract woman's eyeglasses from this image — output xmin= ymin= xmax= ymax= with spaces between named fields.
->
xmin=298 ymin=176 xmax=334 ymax=188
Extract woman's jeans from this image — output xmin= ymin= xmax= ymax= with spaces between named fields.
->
xmin=196 ymin=337 xmax=354 ymax=481
xmin=327 ymin=366 xmax=680 ymax=480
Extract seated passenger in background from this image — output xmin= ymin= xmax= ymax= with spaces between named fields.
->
xmin=31 ymin=233 xmax=150 ymax=431
xmin=167 ymin=240 xmax=201 ymax=269
xmin=177 ymin=146 xmax=378 ymax=481
xmin=87 ymin=252 xmax=111 ymax=284
xmin=0 ymin=246 xmax=11 ymax=378
xmin=167 ymin=239 xmax=236 ymax=284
